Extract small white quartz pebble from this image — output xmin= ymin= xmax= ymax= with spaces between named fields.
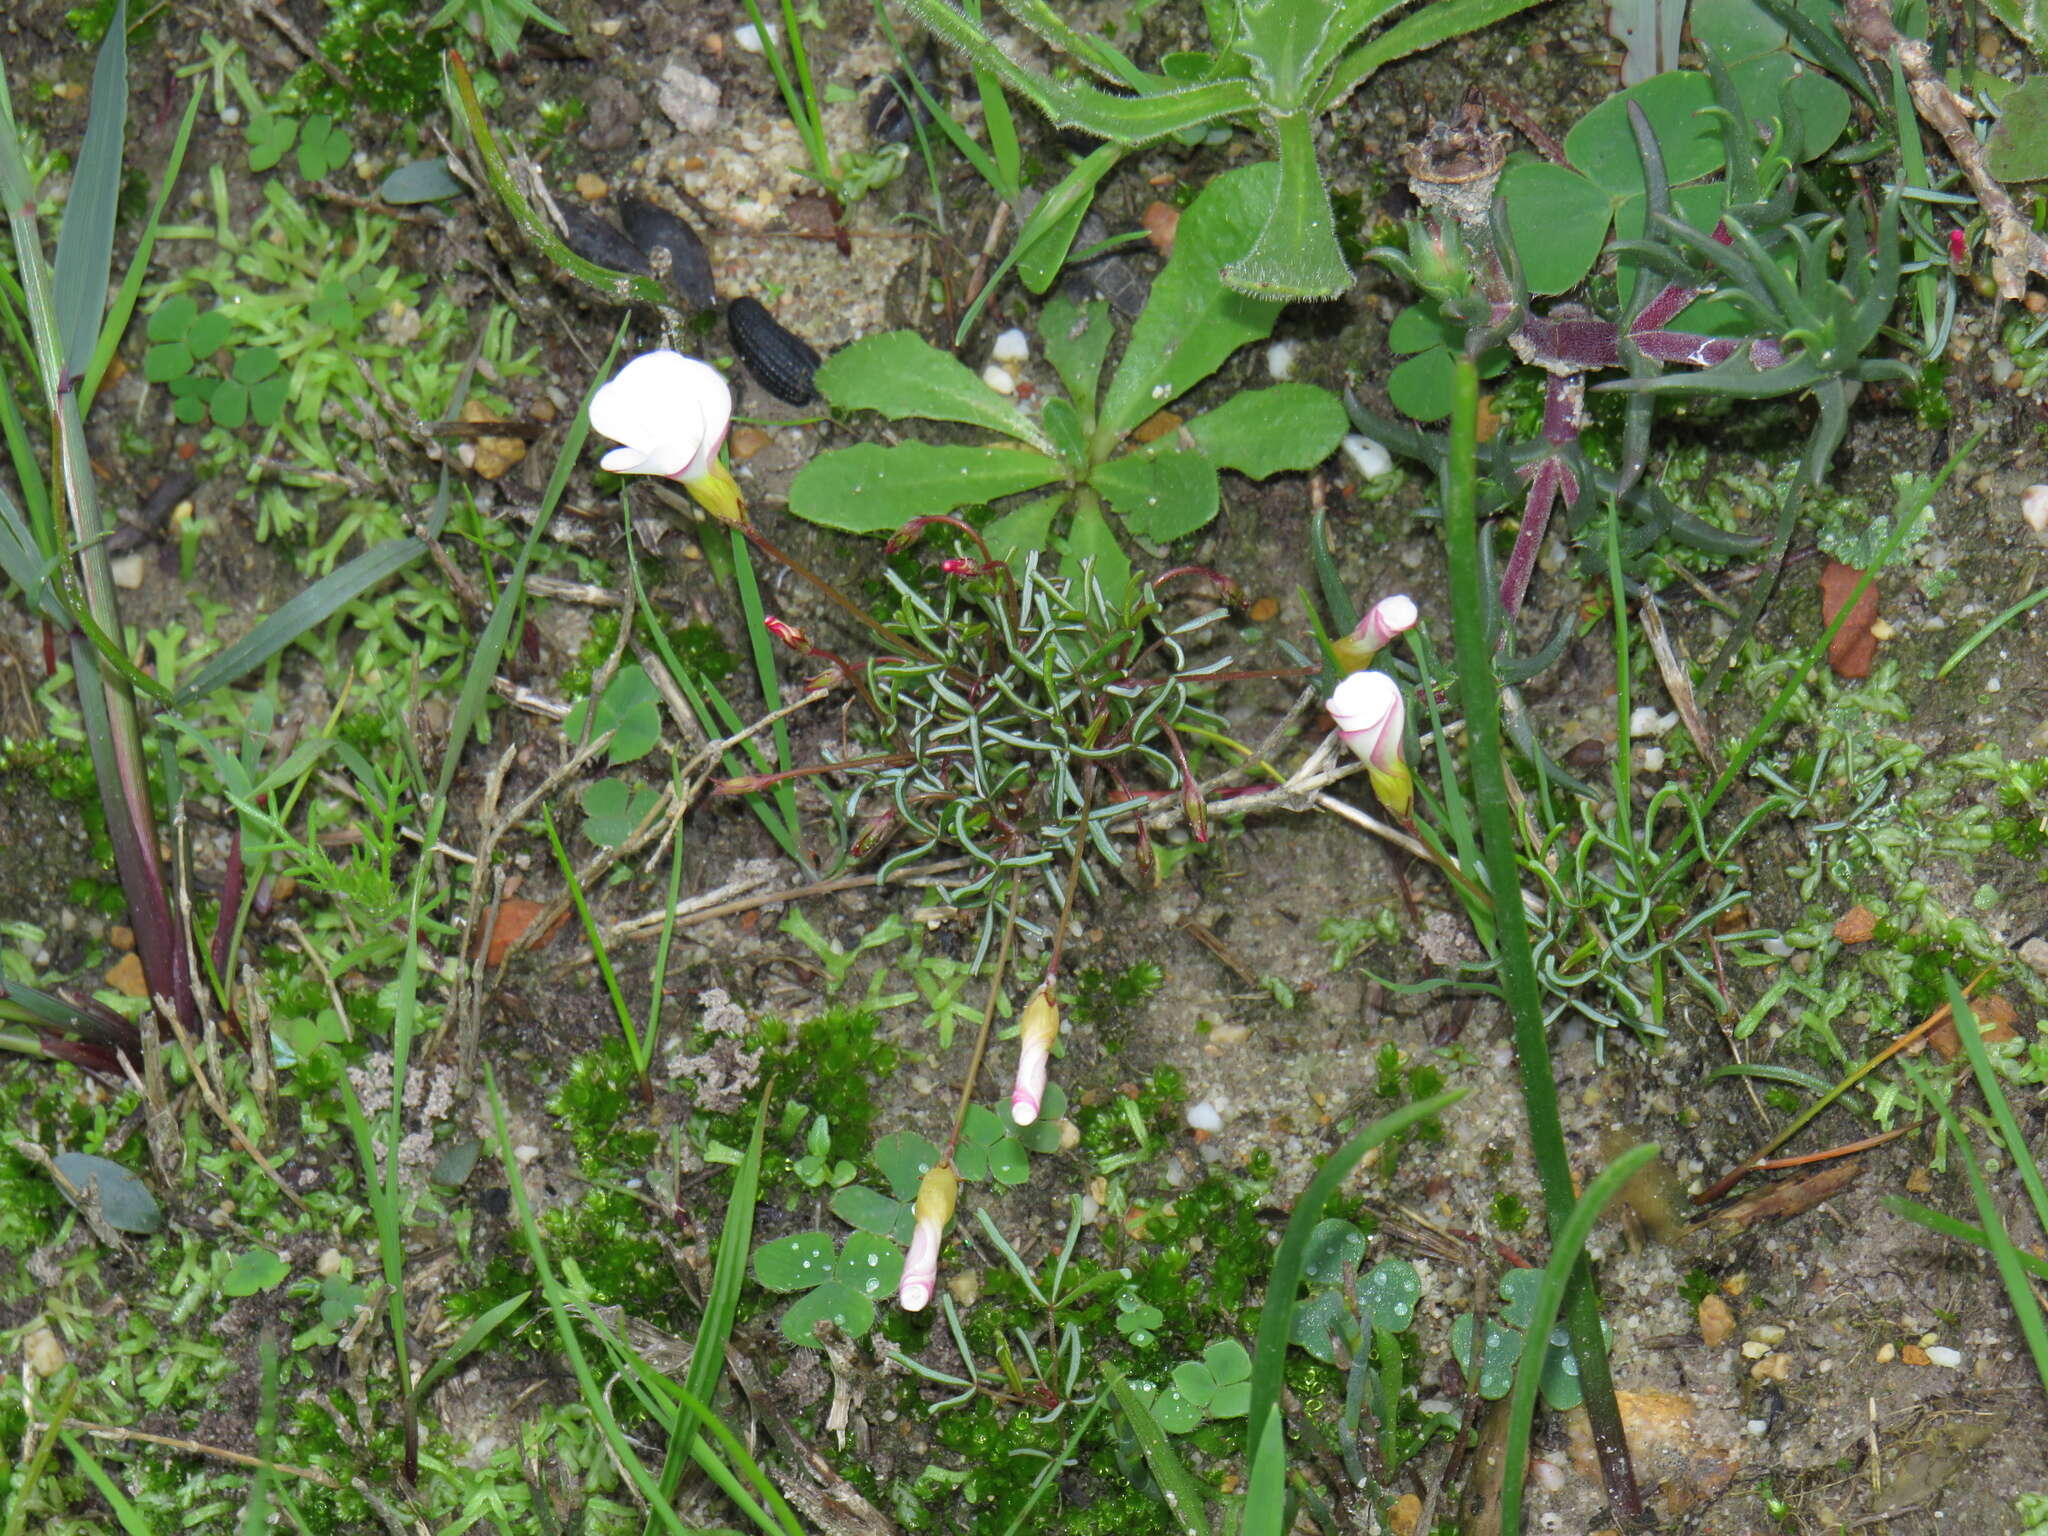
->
xmin=1641 ymin=746 xmax=1666 ymax=773
xmin=1341 ymin=433 xmax=1392 ymax=480
xmin=1266 ymin=339 xmax=1301 ymax=380
xmin=1629 ymin=706 xmax=1679 ymax=737
xmin=1185 ymin=1100 xmax=1223 ymax=1133
xmin=1926 ymin=1345 xmax=1963 ymax=1368
xmin=2023 ymin=483 xmax=2048 ymax=534
xmin=734 ymin=22 xmax=779 ymax=52
xmin=109 ymin=553 xmax=145 ymax=589
xmin=991 ymin=328 xmax=1030 ymax=364
xmin=981 ymin=363 xmax=1016 ymax=396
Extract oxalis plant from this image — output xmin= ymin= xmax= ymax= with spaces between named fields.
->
xmin=892 ymin=0 xmax=1549 ymax=299
xmin=1355 ymin=6 xmax=1907 ymax=679
xmin=789 ymin=162 xmax=1348 ymax=570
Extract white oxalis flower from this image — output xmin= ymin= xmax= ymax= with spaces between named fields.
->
xmin=590 ymin=350 xmax=732 ymax=480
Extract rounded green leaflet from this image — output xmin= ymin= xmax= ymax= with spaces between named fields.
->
xmin=1299 ymin=1218 xmax=1365 ymax=1285
xmin=835 ymin=1231 xmax=904 ymax=1300
xmin=752 ymin=1230 xmax=837 ymax=1293
xmin=985 ymin=1137 xmax=1031 ymax=1187
xmin=1499 ymin=159 xmax=1615 ymax=297
xmin=1135 ymin=1376 xmax=1205 ymax=1434
xmin=221 ymin=1246 xmax=290 ymax=1297
xmin=961 ymin=1104 xmax=1006 ymax=1147
xmin=1358 ymin=1257 xmax=1421 ymax=1331
xmin=1290 ymin=1288 xmax=1358 ymax=1365
xmin=871 ymin=1131 xmax=942 ymax=1200
xmin=1015 ymin=1082 xmax=1068 ymax=1152
xmin=1449 ymin=1312 xmax=1522 ymax=1399
xmin=952 ymin=1139 xmax=989 ymax=1183
xmin=780 ymin=1280 xmax=875 ymax=1347
xmin=828 ymin=1183 xmax=907 ymax=1237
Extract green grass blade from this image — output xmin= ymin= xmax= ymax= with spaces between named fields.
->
xmin=484 ymin=1067 xmax=701 ymax=1536
xmin=542 ymin=802 xmax=645 ymax=1073
xmin=1882 ymin=1197 xmax=2048 ymax=1284
xmin=411 ymin=1289 xmax=531 ymax=1404
xmin=650 ymin=1086 xmax=773 ymax=1523
xmin=625 ymin=541 xmax=801 ymax=863
xmin=439 ymin=322 xmax=624 ymax=800
xmin=1903 ymin=1049 xmax=2048 ymax=1401
xmin=1241 ymin=1399 xmax=1286 ymax=1536
xmin=172 ymin=537 xmax=425 ymax=706
xmin=51 ymin=0 xmax=127 ymax=381
xmin=82 ymin=79 xmax=200 ymax=413
xmin=725 ymin=527 xmax=805 ymax=863
xmin=1945 ymin=977 xmax=2048 ymax=1242
xmin=1106 ymin=1370 xmax=1213 ymax=1536
xmin=1244 ymin=1088 xmax=1468 ymax=1476
xmin=1499 ymin=1142 xmax=1661 ymax=1536
xmin=57 ymin=1429 xmax=156 ymax=1536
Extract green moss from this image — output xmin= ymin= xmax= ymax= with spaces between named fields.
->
xmin=304 ymin=0 xmax=450 ymax=116
xmin=550 ymin=1036 xmax=657 ymax=1169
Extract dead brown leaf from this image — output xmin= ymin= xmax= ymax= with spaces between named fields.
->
xmin=1927 ymin=991 xmax=2020 ymax=1060
xmin=1819 ymin=559 xmax=1880 ymax=678
xmin=477 ymin=898 xmax=567 ymax=967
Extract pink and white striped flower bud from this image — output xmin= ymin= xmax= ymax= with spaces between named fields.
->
xmin=1011 ymin=986 xmax=1061 ymax=1126
xmin=1327 ymin=669 xmax=1413 ymax=819
xmin=763 ymin=615 xmax=812 ymax=653
xmin=898 ymin=1162 xmax=958 ymax=1312
xmin=1330 ymin=594 xmax=1418 ymax=675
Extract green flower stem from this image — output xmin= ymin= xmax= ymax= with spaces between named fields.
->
xmin=1441 ymin=353 xmax=1641 ymax=1521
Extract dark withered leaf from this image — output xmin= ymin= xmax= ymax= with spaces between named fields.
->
xmin=620 ymin=195 xmax=717 ymax=309
xmin=556 ymin=201 xmax=650 ymax=276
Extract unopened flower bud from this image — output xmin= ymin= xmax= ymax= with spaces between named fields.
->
xmin=1327 ymin=669 xmax=1413 ymax=819
xmin=849 ymin=806 xmax=901 ymax=861
xmin=764 ymin=616 xmax=812 ymax=653
xmin=1330 ymin=594 xmax=1418 ymax=675
xmin=1011 ymin=986 xmax=1061 ymax=1126
xmin=899 ymin=1162 xmax=958 ymax=1312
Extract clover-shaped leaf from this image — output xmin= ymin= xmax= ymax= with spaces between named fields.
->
xmin=871 ymin=1131 xmax=942 ymax=1201
xmin=1290 ymin=1287 xmax=1361 ymax=1365
xmin=780 ymin=1281 xmax=873 ymax=1347
xmin=246 ymin=111 xmax=297 ymax=172
xmin=1358 ymin=1258 xmax=1421 ymax=1333
xmin=579 ymin=776 xmax=660 ymax=849
xmin=1449 ymin=1312 xmax=1523 ymax=1399
xmin=1300 ymin=1218 xmax=1366 ymax=1287
xmin=564 ymin=664 xmax=662 ymax=766
xmin=834 ymin=1231 xmax=904 ymax=1301
xmin=1129 ymin=1376 xmax=1205 ymax=1434
xmin=752 ymin=1230 xmax=837 ymax=1293
xmin=297 ymin=114 xmax=351 ymax=180
xmin=221 ymin=1247 xmax=290 ymax=1297
xmin=829 ymin=1183 xmax=911 ymax=1241
xmin=1014 ymin=1082 xmax=1068 ymax=1153
xmin=1171 ymin=1338 xmax=1251 ymax=1420
xmin=1115 ymin=1290 xmax=1164 ymax=1347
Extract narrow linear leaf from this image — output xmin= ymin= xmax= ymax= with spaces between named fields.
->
xmin=52 ymin=0 xmax=128 ymax=380
xmin=173 ymin=537 xmax=425 ymax=705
